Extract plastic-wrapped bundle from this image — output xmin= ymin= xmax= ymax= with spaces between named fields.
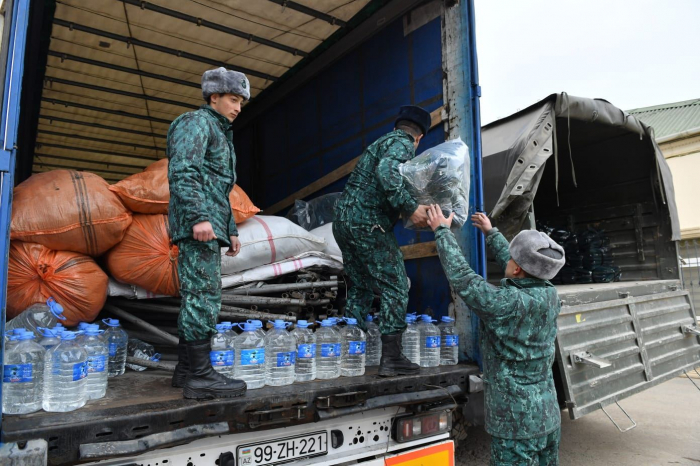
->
xmin=286 ymin=193 xmax=341 ymax=231
xmin=399 ymin=138 xmax=470 ymax=230
xmin=592 ymin=265 xmax=618 ymax=283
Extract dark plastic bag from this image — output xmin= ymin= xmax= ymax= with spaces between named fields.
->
xmin=286 ymin=193 xmax=341 ymax=231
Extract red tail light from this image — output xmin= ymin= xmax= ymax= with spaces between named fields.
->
xmin=393 ymin=410 xmax=452 ymax=443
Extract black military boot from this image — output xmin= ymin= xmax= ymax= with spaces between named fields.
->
xmin=183 ymin=339 xmax=247 ymax=400
xmin=171 ymin=338 xmax=189 ymax=388
xmin=378 ymin=333 xmax=420 ymax=377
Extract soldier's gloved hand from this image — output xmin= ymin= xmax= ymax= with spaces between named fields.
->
xmin=192 ymin=221 xmax=217 ymax=242
xmin=427 ymin=204 xmax=454 ymax=231
xmin=471 ymin=212 xmax=493 ymax=235
xmin=409 ymin=205 xmax=431 ymax=228
xmin=226 ymin=236 xmax=241 ymax=257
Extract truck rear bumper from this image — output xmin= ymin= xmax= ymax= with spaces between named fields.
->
xmin=2 ymin=364 xmax=477 ymax=465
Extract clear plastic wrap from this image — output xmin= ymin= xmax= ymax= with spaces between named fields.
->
xmin=399 ymin=138 xmax=470 ymax=230
xmin=285 ymin=193 xmax=341 ymax=231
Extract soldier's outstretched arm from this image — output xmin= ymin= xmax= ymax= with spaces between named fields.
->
xmin=168 ymin=115 xmax=209 ymax=228
xmin=434 ymin=225 xmax=525 ymax=323
xmin=376 ymin=140 xmax=419 ymax=216
xmin=472 ymin=213 xmax=510 ymax=272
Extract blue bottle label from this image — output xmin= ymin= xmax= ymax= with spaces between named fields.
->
xmin=210 ymin=350 xmax=234 ymax=366
xmin=276 ymin=352 xmax=296 ymax=367
xmin=297 ymin=344 xmax=316 ymax=359
xmin=444 ymin=335 xmax=459 ymax=347
xmin=109 ymin=343 xmax=118 ymax=357
xmin=320 ymin=343 xmax=341 ymax=357
xmin=87 ymin=355 xmax=106 ymax=373
xmin=348 ymin=341 xmax=366 ymax=355
xmin=73 ymin=362 xmax=88 ymax=381
xmin=425 ymin=336 xmax=441 ymax=348
xmin=3 ymin=364 xmax=32 ymax=383
xmin=240 ymin=348 xmax=265 ymax=366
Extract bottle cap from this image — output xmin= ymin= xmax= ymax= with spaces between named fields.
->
xmin=46 ymin=297 xmax=66 ymax=320
xmin=240 ymin=322 xmax=257 ymax=332
xmin=85 ymin=325 xmax=103 ymax=336
xmin=215 ymin=323 xmax=228 ymax=333
xmin=17 ymin=332 xmax=35 ymax=340
xmin=365 ymin=315 xmax=374 ymax=322
xmin=60 ymin=331 xmax=78 ymax=341
xmin=320 ymin=319 xmax=335 ymax=327
xmin=441 ymin=316 xmax=455 ymax=323
xmin=296 ymin=320 xmax=311 ymax=328
xmin=345 ymin=318 xmax=358 ymax=326
xmin=272 ymin=320 xmax=289 ymax=329
xmin=102 ymin=318 xmax=121 ymax=327
xmin=420 ymin=315 xmax=436 ymax=323
xmin=248 ymin=320 xmax=263 ymax=329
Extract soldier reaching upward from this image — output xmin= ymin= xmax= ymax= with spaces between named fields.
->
xmin=334 ymin=105 xmax=432 ymax=377
xmin=427 ymin=206 xmax=565 ymax=466
xmin=167 ymin=67 xmax=248 ymax=400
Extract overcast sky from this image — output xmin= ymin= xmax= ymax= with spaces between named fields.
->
xmin=474 ymin=0 xmax=700 ymax=124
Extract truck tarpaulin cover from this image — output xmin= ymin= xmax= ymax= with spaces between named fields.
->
xmin=110 ymin=159 xmax=260 ymax=223
xmin=481 ymin=93 xmax=681 ymax=240
xmin=7 ymin=242 xmax=109 ymax=326
xmin=10 ymin=170 xmax=133 ymax=256
xmin=104 ymin=214 xmax=180 ymax=297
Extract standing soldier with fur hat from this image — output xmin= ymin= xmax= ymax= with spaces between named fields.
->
xmin=334 ymin=105 xmax=433 ymax=377
xmin=167 ymin=67 xmax=250 ymax=399
xmin=426 ymin=206 xmax=565 ymax=465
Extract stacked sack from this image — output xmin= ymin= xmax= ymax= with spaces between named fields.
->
xmin=539 ymin=224 xmax=621 ymax=284
xmin=105 ymin=159 xmax=261 ymax=296
xmin=8 ymin=170 xmax=125 ymax=325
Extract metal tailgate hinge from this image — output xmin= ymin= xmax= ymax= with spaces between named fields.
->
xmin=682 ymin=324 xmax=700 ymax=336
xmin=571 ymin=351 xmax=612 ymax=369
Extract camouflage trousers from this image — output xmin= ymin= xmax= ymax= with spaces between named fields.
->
xmin=177 ymin=239 xmax=222 ymax=342
xmin=490 ymin=427 xmax=560 ymax=466
xmin=333 ymin=221 xmax=408 ymax=335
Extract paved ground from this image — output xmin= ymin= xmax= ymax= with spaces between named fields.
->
xmin=456 ymin=374 xmax=700 ymax=465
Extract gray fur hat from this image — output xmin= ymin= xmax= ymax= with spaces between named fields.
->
xmin=509 ymin=230 xmax=565 ymax=280
xmin=202 ymin=67 xmax=250 ymax=101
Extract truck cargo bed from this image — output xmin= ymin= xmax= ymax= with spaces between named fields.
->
xmin=1 ymin=364 xmax=478 ymax=465
xmin=555 ymin=279 xmax=681 ymax=306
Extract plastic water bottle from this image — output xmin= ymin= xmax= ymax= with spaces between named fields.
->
xmin=364 ymin=315 xmax=382 ymax=366
xmin=341 ymin=318 xmax=366 ymax=377
xmin=247 ymin=320 xmax=266 ymax=340
xmin=291 ymin=320 xmax=316 ymax=382
xmin=315 ymin=319 xmax=341 ymax=379
xmin=265 ymin=320 xmax=296 ymax=386
xmin=418 ymin=315 xmax=440 ymax=368
xmin=220 ymin=321 xmax=238 ymax=345
xmin=37 ymin=327 xmax=62 ymax=351
xmin=125 ymin=338 xmax=161 ymax=372
xmin=82 ymin=325 xmax=108 ymax=400
xmin=438 ymin=316 xmax=459 ymax=366
xmin=43 ymin=331 xmax=88 ymax=412
xmin=210 ymin=324 xmax=235 ymax=379
xmin=6 ymin=297 xmax=66 ymax=337
xmin=402 ymin=315 xmax=421 ymax=365
xmin=234 ymin=322 xmax=266 ymax=389
xmin=3 ymin=332 xmax=45 ymax=414
xmin=102 ymin=319 xmax=128 ymax=377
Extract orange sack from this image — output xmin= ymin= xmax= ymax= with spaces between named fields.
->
xmin=110 ymin=159 xmax=260 ymax=223
xmin=11 ymin=170 xmax=132 ymax=257
xmin=7 ymin=242 xmax=109 ymax=326
xmin=230 ymin=184 xmax=261 ymax=224
xmin=104 ymin=214 xmax=180 ymax=296
xmin=109 ymin=159 xmax=170 ymax=214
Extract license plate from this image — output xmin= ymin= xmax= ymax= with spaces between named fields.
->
xmin=237 ymin=431 xmax=328 ymax=466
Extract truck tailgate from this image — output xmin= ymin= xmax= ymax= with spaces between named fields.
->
xmin=1 ymin=364 xmax=478 ymax=465
xmin=555 ymin=279 xmax=700 ymax=420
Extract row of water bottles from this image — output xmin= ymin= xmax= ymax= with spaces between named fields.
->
xmin=402 ymin=314 xmax=459 ymax=367
xmin=3 ymin=305 xmax=130 ymax=414
xmin=209 ymin=315 xmax=383 ymax=389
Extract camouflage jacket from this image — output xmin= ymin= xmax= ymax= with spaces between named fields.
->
xmin=335 ymin=130 xmax=419 ymax=231
xmin=435 ymin=226 xmax=561 ymax=440
xmin=167 ymin=105 xmax=237 ymax=246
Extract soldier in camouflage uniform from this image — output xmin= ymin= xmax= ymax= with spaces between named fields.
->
xmin=168 ymin=67 xmax=249 ymax=400
xmin=427 ymin=206 xmax=565 ymax=465
xmin=334 ymin=105 xmax=432 ymax=377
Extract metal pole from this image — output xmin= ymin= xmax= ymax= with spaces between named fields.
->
xmin=0 ymin=0 xmax=31 ymax=435
xmin=39 ymin=114 xmax=166 ymax=138
xmin=43 ymin=97 xmax=172 ymax=125
xmin=38 ymin=129 xmax=163 ymax=152
xmin=126 ymin=356 xmax=175 ymax=372
xmin=104 ymin=304 xmax=179 ymax=346
xmin=227 ymin=280 xmax=339 ymax=295
xmin=37 ymin=141 xmax=159 ymax=161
